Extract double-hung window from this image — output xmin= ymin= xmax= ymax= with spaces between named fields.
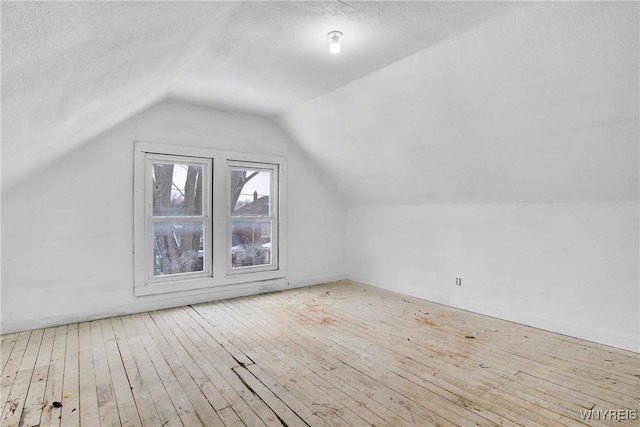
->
xmin=147 ymin=155 xmax=212 ymax=281
xmin=229 ymin=162 xmax=278 ymax=273
xmin=134 ymin=142 xmax=286 ymax=296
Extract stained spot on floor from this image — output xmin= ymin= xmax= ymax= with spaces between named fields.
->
xmin=416 ymin=317 xmax=439 ymax=327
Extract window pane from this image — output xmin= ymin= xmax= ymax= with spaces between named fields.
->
xmin=152 ymin=162 xmax=204 ymax=216
xmin=230 ymin=169 xmax=271 ymax=216
xmin=153 ymin=222 xmax=204 ymax=276
xmin=231 ymin=221 xmax=271 ymax=268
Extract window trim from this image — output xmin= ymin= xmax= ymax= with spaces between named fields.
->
xmin=134 ymin=141 xmax=287 ymax=296
xmin=227 ymin=161 xmax=279 ymax=276
xmin=145 ymin=154 xmax=212 ymax=284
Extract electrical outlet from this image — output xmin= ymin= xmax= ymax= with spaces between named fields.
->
xmin=456 ymin=277 xmax=462 ymax=286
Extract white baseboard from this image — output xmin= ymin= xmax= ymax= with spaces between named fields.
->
xmin=1 ymin=279 xmax=289 ymax=334
xmin=1 ymin=274 xmax=350 ymax=334
xmin=349 ymin=277 xmax=639 ymax=353
xmin=288 ymin=273 xmax=348 ymax=289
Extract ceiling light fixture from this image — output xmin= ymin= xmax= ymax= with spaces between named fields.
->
xmin=327 ymin=30 xmax=343 ymax=54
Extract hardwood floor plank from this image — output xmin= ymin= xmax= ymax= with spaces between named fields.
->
xmin=216 ymin=296 xmax=458 ymax=427
xmin=109 ymin=316 xmax=162 ymax=427
xmin=231 ymin=294 xmax=502 ymax=427
xmin=201 ymin=304 xmax=345 ymax=425
xmin=1 ymin=329 xmax=43 ymax=427
xmin=176 ymin=307 xmax=282 ymax=427
xmin=131 ymin=312 xmax=204 ymax=426
xmin=38 ymin=325 xmax=68 ymax=427
xmin=217 ymin=405 xmax=246 ymax=426
xmin=166 ymin=308 xmax=270 ymax=427
xmin=258 ymin=282 xmax=632 ymax=422
xmin=240 ymin=292 xmax=512 ymax=427
xmin=77 ymin=322 xmax=100 ymax=426
xmin=0 ymin=333 xmax=19 ymax=373
xmin=1 ymin=330 xmax=32 ymax=424
xmin=145 ymin=310 xmax=225 ymax=426
xmin=90 ymin=319 xmax=121 ymax=426
xmin=78 ymin=322 xmax=101 ymax=426
xmin=316 ymin=293 xmax=591 ymax=424
xmin=149 ymin=310 xmax=229 ymax=413
xmin=234 ymin=364 xmax=319 ymax=427
xmin=345 ymin=282 xmax=638 ymax=377
xmin=20 ymin=327 xmax=56 ymax=427
xmin=537 ymin=352 xmax=638 ymax=389
xmin=2 ymin=281 xmax=638 ymax=427
xmin=186 ymin=303 xmax=254 ymax=367
xmin=304 ymin=282 xmax=636 ymax=426
xmin=120 ymin=314 xmax=182 ymax=427
xmin=60 ymin=323 xmax=80 ymax=427
xmin=365 ymin=283 xmax=639 ymax=419
xmin=356 ymin=286 xmax=636 ymax=426
xmin=100 ymin=318 xmax=142 ymax=426
xmin=209 ymin=301 xmax=363 ymax=426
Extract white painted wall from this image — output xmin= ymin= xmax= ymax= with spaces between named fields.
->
xmin=348 ymin=202 xmax=639 ymax=352
xmin=281 ymin=3 xmax=638 ymax=205
xmin=1 ymin=100 xmax=347 ymax=333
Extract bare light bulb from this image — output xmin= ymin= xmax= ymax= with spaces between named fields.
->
xmin=327 ymin=30 xmax=343 ymax=55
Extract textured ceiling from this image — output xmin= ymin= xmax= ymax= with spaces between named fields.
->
xmin=1 ymin=0 xmax=521 ymax=189
xmin=2 ymin=1 xmax=236 ymax=189
xmin=169 ymin=1 xmax=523 ymax=115
xmin=2 ymin=1 xmax=638 ymax=204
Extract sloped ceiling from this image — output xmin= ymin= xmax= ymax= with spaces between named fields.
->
xmin=280 ymin=2 xmax=639 ymax=204
xmin=2 ymin=1 xmax=638 ymax=204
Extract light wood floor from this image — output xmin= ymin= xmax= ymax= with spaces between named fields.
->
xmin=1 ymin=281 xmax=638 ymax=427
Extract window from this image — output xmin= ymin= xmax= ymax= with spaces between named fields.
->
xmin=229 ymin=163 xmax=278 ymax=272
xmin=134 ymin=142 xmax=286 ymax=296
xmin=148 ymin=155 xmax=211 ymax=281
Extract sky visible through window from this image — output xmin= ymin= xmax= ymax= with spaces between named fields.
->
xmin=165 ymin=166 xmax=270 ymax=206
xmin=237 ymin=170 xmax=270 ymax=205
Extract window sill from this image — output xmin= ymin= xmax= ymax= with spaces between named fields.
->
xmin=134 ymin=270 xmax=287 ymax=297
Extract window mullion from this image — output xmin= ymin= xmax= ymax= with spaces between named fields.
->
xmin=212 ymin=157 xmax=228 ymax=278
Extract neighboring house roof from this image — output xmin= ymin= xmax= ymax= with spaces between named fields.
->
xmin=234 ymin=196 xmax=269 ymax=216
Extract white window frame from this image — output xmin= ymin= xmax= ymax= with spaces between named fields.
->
xmin=145 ymin=154 xmax=212 ymax=284
xmin=228 ymin=161 xmax=279 ymax=276
xmin=134 ymin=141 xmax=287 ymax=296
